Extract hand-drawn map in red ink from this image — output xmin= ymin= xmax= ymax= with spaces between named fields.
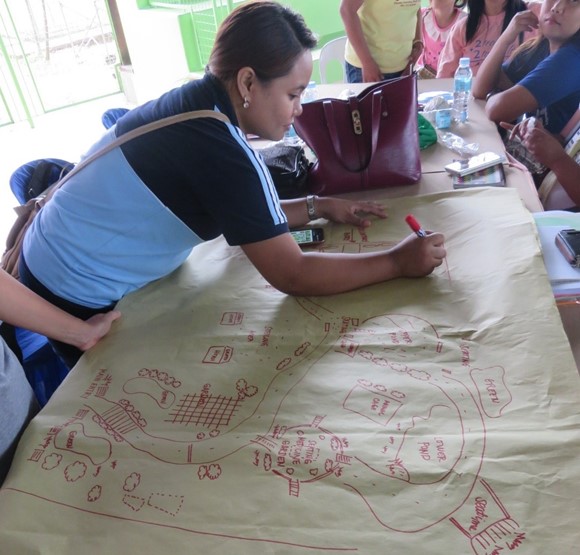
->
xmin=3 ymin=197 xmax=580 ymax=554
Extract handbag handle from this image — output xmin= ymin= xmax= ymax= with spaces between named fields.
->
xmin=369 ymin=90 xmax=383 ymax=163
xmin=322 ymin=100 xmax=345 ymax=167
xmin=321 ymin=92 xmax=384 ymax=172
xmin=42 ymin=109 xmax=231 ymax=201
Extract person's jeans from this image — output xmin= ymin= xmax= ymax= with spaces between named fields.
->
xmin=345 ymin=61 xmax=404 ymax=84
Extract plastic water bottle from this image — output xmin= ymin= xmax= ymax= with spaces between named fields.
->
xmin=283 ymin=125 xmax=301 ymax=146
xmin=302 ymin=80 xmax=319 ymax=103
xmin=452 ymin=57 xmax=472 ymax=124
xmin=284 ymin=82 xmax=318 ymax=145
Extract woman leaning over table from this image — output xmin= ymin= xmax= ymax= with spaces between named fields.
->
xmin=19 ymin=1 xmax=446 ymax=370
xmin=437 ymin=0 xmax=541 ymax=78
xmin=473 ymin=0 xmax=580 ymax=136
xmin=0 ymin=269 xmax=120 ymax=485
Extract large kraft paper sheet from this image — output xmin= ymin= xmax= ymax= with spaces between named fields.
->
xmin=1 ymin=188 xmax=580 ymax=554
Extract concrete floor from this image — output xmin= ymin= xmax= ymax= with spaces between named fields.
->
xmin=0 ymin=93 xmax=128 ymax=247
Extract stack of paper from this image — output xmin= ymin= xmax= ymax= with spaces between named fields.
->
xmin=534 ymin=211 xmax=580 ymax=300
xmin=452 ymin=164 xmax=506 ymax=189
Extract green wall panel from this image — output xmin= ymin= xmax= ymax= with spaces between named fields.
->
xmin=284 ymin=0 xmax=343 ymax=47
xmin=143 ymin=0 xmax=346 ymax=77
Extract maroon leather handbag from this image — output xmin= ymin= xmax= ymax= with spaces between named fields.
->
xmin=293 ymin=74 xmax=421 ymax=195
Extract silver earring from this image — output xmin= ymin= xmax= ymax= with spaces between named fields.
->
xmin=243 ymin=97 xmax=250 ymax=109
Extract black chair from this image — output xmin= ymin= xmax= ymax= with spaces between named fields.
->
xmin=101 ymin=107 xmax=130 ymax=129
xmin=7 ymin=158 xmax=75 ymax=405
xmin=9 ymin=158 xmax=73 ymax=204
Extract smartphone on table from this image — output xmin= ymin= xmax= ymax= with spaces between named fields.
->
xmin=444 ymin=151 xmax=506 ymax=177
xmin=290 ymin=228 xmax=325 ymax=246
xmin=555 ymin=229 xmax=580 ymax=268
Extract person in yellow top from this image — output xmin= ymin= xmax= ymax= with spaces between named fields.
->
xmin=340 ymin=0 xmax=424 ymax=83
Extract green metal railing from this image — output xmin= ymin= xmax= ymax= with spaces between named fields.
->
xmin=148 ymin=0 xmax=234 ymax=7
xmin=141 ymin=0 xmax=345 ymax=76
xmin=146 ymin=0 xmax=240 ymax=67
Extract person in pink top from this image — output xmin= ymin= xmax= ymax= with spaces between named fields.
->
xmin=437 ymin=0 xmax=541 ymax=77
xmin=417 ymin=0 xmax=467 ymax=78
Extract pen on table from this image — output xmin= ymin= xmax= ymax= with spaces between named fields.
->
xmin=405 ymin=214 xmax=426 ymax=238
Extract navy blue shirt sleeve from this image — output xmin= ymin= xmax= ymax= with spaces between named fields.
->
xmin=503 ymin=42 xmax=580 ymax=133
xmin=117 ymin=75 xmax=289 ymax=246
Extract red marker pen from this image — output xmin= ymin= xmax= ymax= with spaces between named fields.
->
xmin=405 ymin=214 xmax=426 ymax=238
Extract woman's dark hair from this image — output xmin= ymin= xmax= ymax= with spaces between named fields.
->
xmin=509 ymin=9 xmax=580 ymax=61
xmin=465 ymin=0 xmax=527 ymax=43
xmin=207 ymin=1 xmax=317 ymax=84
xmin=509 ymin=35 xmax=547 ymax=61
xmin=568 ymin=28 xmax=580 ymax=48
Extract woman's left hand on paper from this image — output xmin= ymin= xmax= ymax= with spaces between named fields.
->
xmin=317 ymin=197 xmax=387 ymax=228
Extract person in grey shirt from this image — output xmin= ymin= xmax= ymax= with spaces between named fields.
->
xmin=0 ymin=269 xmax=120 ymax=485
